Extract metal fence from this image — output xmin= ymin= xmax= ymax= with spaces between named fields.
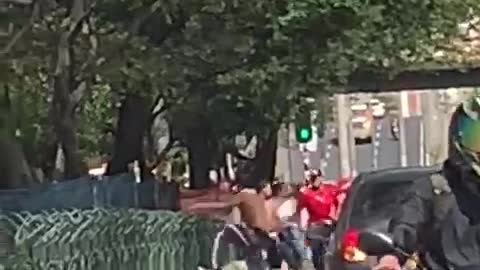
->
xmin=0 ymin=175 xmax=230 ymax=270
xmin=0 ymin=208 xmax=223 ymax=270
xmin=0 ymin=174 xmax=179 ymax=213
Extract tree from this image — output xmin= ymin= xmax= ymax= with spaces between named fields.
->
xmin=200 ymin=0 xmax=478 ymax=185
xmin=0 ymin=0 xmax=477 ymax=190
xmin=125 ymin=0 xmax=478 ymax=187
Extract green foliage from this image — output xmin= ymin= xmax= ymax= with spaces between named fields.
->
xmin=0 ymin=0 xmax=476 ymax=173
xmin=78 ymin=83 xmax=116 ymax=158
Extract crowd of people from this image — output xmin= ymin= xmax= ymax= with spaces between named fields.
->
xmin=185 ymin=165 xmax=351 ymax=269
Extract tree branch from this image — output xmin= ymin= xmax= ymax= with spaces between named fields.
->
xmin=97 ymin=2 xmax=186 ymax=75
xmin=129 ymin=0 xmax=162 ymax=35
xmin=66 ymin=2 xmax=95 ymax=42
xmin=0 ymin=0 xmax=38 ymax=55
xmin=74 ymin=14 xmax=98 ymax=89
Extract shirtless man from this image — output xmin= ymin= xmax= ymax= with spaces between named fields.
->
xmin=231 ymin=181 xmax=277 ymax=233
xmin=188 ymin=180 xmax=276 ymax=233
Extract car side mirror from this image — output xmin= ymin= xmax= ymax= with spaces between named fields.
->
xmin=358 ymin=231 xmax=395 ymax=255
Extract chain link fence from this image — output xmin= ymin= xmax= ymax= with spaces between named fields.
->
xmin=0 ymin=174 xmax=240 ymax=269
xmin=0 ymin=208 xmax=223 ymax=270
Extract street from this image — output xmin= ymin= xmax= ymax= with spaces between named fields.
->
xmin=310 ymin=117 xmax=422 ymax=180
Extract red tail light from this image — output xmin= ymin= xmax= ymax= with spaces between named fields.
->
xmin=340 ymin=228 xmax=367 ymax=263
xmin=341 ymin=228 xmax=359 ymax=249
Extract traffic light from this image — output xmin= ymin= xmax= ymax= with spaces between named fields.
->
xmin=296 ymin=126 xmax=312 ymax=143
xmin=295 ymin=113 xmax=312 ymax=143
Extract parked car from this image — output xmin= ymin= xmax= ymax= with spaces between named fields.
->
xmin=351 ymin=104 xmax=374 ymax=143
xmin=324 ymin=165 xmax=441 ymax=270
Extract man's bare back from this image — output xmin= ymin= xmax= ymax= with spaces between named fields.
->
xmin=185 ymin=185 xmax=290 ymax=232
xmin=231 ymin=189 xmax=272 ymax=232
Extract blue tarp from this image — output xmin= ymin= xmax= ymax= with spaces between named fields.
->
xmin=0 ymin=174 xmax=179 ymax=213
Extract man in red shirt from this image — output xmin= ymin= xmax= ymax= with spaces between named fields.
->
xmin=297 ymin=169 xmax=337 ymax=270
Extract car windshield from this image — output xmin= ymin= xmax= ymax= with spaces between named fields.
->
xmin=348 ymin=180 xmax=413 ymax=231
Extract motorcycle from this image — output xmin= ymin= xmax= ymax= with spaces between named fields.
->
xmin=210 ymin=223 xmax=304 ymax=270
xmin=357 ymin=231 xmax=421 ymax=270
xmin=358 ymin=231 xmax=480 ymax=270
xmin=390 ymin=118 xmax=399 ymax=141
xmin=210 ymin=224 xmax=272 ymax=270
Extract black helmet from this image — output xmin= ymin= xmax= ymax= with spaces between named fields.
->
xmin=449 ymin=95 xmax=480 ymax=176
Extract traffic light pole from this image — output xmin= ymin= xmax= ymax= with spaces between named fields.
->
xmin=399 ymin=92 xmax=408 ymax=167
xmin=336 ymin=94 xmax=352 ymax=178
xmin=287 ymin=123 xmax=294 ymax=184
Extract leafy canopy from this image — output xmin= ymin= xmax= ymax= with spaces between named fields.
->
xmin=0 ymin=0 xmax=477 ymax=166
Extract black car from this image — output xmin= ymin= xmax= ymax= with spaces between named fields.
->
xmin=324 ymin=165 xmax=441 ymax=270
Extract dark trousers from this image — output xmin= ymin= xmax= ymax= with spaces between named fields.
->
xmin=266 ymin=227 xmax=303 ymax=269
xmin=310 ymin=239 xmax=326 ymax=270
xmin=307 ymin=223 xmax=334 ymax=270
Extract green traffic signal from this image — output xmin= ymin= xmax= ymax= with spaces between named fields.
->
xmin=300 ymin=129 xmax=310 ymax=139
xmin=296 ymin=126 xmax=312 ymax=143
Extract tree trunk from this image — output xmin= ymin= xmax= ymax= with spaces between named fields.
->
xmin=236 ymin=130 xmax=278 ymax=186
xmin=44 ymin=0 xmax=91 ymax=180
xmin=106 ymin=94 xmax=150 ymax=177
xmin=37 ymin=103 xmax=60 ymax=180
xmin=186 ymin=123 xmax=212 ymax=189
xmin=51 ymin=63 xmax=84 ymax=179
xmin=51 ymin=65 xmax=86 ymax=179
xmin=252 ymin=131 xmax=277 ymax=183
xmin=0 ymin=134 xmax=35 ymax=189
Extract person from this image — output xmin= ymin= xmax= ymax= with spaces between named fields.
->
xmin=188 ymin=177 xmax=277 ymax=240
xmin=333 ymin=177 xmax=351 ymax=219
xmin=266 ymin=180 xmax=305 ymax=270
xmin=375 ymin=97 xmax=480 ymax=270
xmin=297 ymin=169 xmax=337 ymax=270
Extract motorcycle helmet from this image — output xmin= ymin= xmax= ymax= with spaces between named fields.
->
xmin=449 ymin=94 xmax=480 ymax=176
xmin=308 ymin=169 xmax=323 ymax=189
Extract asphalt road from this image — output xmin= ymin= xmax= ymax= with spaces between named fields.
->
xmin=309 ymin=116 xmax=422 ymax=180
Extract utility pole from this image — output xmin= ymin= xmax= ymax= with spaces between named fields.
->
xmin=347 ymin=118 xmax=357 ymax=177
xmin=439 ymin=92 xmax=450 ymax=161
xmin=372 ymin=124 xmax=380 ymax=170
xmin=418 ymin=91 xmax=425 ymax=166
xmin=287 ymin=123 xmax=294 ymax=183
xmin=422 ymin=91 xmax=442 ymax=165
xmin=398 ymin=91 xmax=408 ymax=167
xmin=336 ymin=94 xmax=352 ymax=178
xmin=419 ymin=114 xmax=425 ymax=166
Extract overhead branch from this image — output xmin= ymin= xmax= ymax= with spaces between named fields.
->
xmin=66 ymin=2 xmax=95 ymax=42
xmin=54 ymin=1 xmax=94 ymax=76
xmin=76 ymin=16 xmax=98 ymax=77
xmin=98 ymin=3 xmax=187 ymax=76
